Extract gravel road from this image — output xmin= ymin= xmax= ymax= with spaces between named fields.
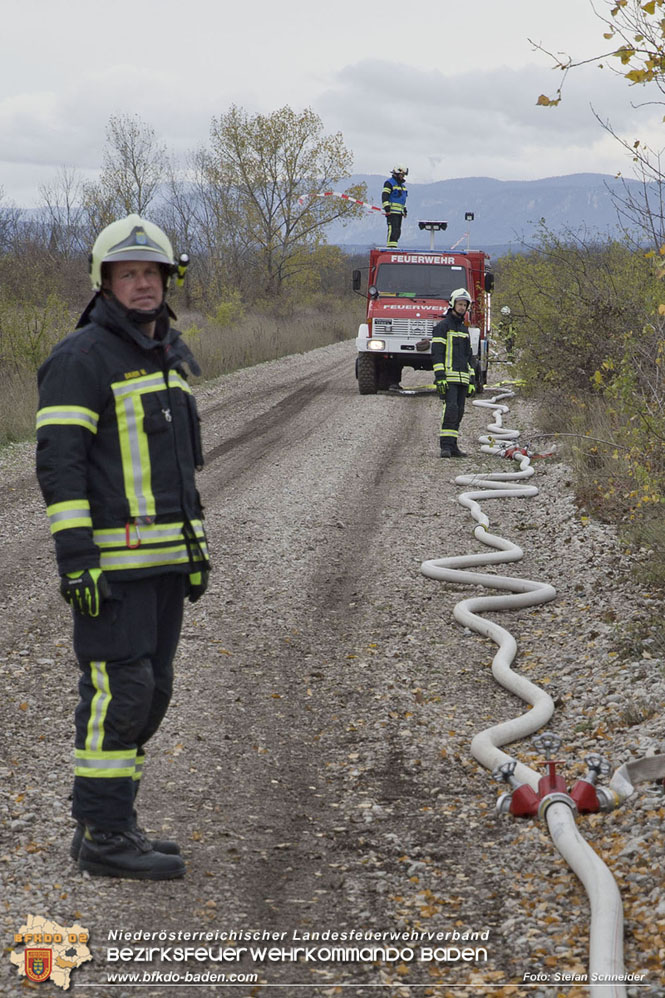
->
xmin=1 ymin=339 xmax=664 ymax=998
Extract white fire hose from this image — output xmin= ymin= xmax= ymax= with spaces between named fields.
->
xmin=421 ymin=387 xmax=665 ymax=996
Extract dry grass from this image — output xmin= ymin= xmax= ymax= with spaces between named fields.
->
xmin=180 ymin=301 xmax=358 ymax=382
xmin=531 ymin=392 xmax=665 ymax=587
xmin=0 ymin=373 xmax=39 ymax=446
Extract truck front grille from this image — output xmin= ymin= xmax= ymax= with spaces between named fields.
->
xmin=390 ymin=318 xmax=435 ymax=336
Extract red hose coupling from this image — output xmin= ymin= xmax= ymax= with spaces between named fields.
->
xmin=569 ymin=778 xmax=601 ymax=814
xmin=538 ymin=760 xmax=568 ymax=798
xmin=509 ymin=783 xmax=540 ymax=817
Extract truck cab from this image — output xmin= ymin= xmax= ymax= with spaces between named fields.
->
xmin=353 ymin=242 xmax=493 ymax=394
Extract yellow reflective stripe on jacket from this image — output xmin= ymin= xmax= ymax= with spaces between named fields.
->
xmin=36 ymin=405 xmax=99 ymax=434
xmin=169 ymin=370 xmax=191 ymax=394
xmin=111 ymin=372 xmax=166 ymax=400
xmin=112 ymin=374 xmax=167 ymax=518
xmin=46 ymin=499 xmax=93 ymax=534
xmin=93 ymin=520 xmax=206 ymax=547
xmin=98 ymin=540 xmax=209 ymax=572
xmin=433 ymin=329 xmax=472 ymax=383
xmin=74 ymin=749 xmax=137 ymax=779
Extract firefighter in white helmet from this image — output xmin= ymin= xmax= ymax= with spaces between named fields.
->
xmin=431 ymin=288 xmax=476 ymax=457
xmin=382 ymin=165 xmax=408 ymax=247
xmin=36 ymin=214 xmax=209 ymax=880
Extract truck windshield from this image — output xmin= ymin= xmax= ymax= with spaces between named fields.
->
xmin=375 ymin=263 xmax=467 ymax=298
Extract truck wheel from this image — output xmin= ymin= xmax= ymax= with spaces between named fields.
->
xmin=357 ymin=353 xmax=378 ymax=394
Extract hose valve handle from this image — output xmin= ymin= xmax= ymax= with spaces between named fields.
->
xmin=533 ymin=732 xmax=562 ymax=759
xmin=584 ymin=753 xmax=610 ymax=780
xmin=493 ymin=761 xmax=517 ymax=784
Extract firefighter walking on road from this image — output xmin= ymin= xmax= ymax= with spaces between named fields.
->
xmin=432 ymin=288 xmax=476 ymax=458
xmin=382 ymin=165 xmax=408 ymax=247
xmin=35 ymin=214 xmax=210 ymax=880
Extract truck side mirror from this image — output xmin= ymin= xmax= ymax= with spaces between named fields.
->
xmin=368 ymin=285 xmax=379 ymax=299
xmin=352 ymin=270 xmax=362 ymax=291
xmin=485 ymin=272 xmax=494 ymax=293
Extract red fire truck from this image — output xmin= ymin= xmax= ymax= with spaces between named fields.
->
xmin=353 ymin=225 xmax=494 ymax=394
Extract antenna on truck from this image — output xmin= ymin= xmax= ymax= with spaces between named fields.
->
xmin=418 ymin=220 xmax=448 ymax=251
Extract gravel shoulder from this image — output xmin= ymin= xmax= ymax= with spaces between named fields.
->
xmin=1 ymin=339 xmax=664 ymax=998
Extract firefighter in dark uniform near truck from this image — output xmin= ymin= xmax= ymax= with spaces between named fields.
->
xmin=35 ymin=214 xmax=210 ymax=880
xmin=382 ymin=165 xmax=408 ymax=247
xmin=431 ymin=288 xmax=476 ymax=458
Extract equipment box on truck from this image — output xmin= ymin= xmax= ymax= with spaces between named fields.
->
xmin=353 ymin=238 xmax=494 ymax=394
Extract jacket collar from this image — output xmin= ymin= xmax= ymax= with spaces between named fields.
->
xmin=81 ymin=294 xmax=201 ymax=376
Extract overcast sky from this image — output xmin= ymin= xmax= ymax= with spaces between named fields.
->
xmin=1 ymin=0 xmax=663 ymax=208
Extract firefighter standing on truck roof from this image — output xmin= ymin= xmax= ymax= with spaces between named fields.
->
xmin=431 ymin=288 xmax=476 ymax=458
xmin=382 ymin=165 xmax=408 ymax=247
xmin=35 ymin=214 xmax=210 ymax=881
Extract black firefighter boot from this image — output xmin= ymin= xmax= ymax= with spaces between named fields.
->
xmin=440 ymin=443 xmax=452 ymax=458
xmin=78 ymin=826 xmax=185 ymax=880
xmin=450 ymin=443 xmax=468 ymax=457
xmin=70 ymin=819 xmax=180 ymax=862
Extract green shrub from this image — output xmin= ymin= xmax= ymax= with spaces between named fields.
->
xmin=0 ymin=294 xmax=72 ymax=374
xmin=209 ymin=289 xmax=246 ymax=328
xmin=496 ymin=228 xmax=660 ymax=394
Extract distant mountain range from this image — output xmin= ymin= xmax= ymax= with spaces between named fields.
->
xmin=327 ymin=173 xmax=643 ymax=257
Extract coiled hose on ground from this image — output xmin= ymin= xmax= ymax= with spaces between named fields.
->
xmin=421 ymin=386 xmax=665 ymax=997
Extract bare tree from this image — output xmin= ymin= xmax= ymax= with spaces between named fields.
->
xmin=82 ymin=113 xmax=167 ymax=229
xmin=38 ymin=167 xmax=88 ymax=260
xmin=0 ymin=186 xmax=23 ymax=254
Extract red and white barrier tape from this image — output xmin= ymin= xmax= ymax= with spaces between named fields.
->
xmin=297 ymin=191 xmax=384 ymax=213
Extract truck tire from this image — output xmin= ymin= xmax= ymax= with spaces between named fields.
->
xmin=357 ymin=353 xmax=378 ymax=394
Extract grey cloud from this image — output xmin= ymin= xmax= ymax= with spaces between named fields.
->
xmin=316 ymin=58 xmax=661 ymax=181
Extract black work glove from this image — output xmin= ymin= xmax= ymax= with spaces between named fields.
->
xmin=403 ymin=208 xmax=407 ymax=218
xmin=435 ymin=377 xmax=448 ymax=399
xmin=187 ymin=568 xmax=209 ymax=604
xmin=60 ymin=568 xmax=111 ymax=617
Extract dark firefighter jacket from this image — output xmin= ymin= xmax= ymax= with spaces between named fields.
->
xmin=431 ymin=309 xmax=475 ymax=385
xmin=382 ymin=177 xmax=408 ymax=214
xmin=36 ymin=295 xmax=209 ymax=580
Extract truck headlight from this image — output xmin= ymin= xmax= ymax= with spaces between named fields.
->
xmin=368 ymin=339 xmax=386 ymax=350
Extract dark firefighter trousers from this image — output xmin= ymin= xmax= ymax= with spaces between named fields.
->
xmin=439 ymin=383 xmax=467 ymax=444
xmin=72 ymin=573 xmax=187 ymax=830
xmin=386 ymin=212 xmax=403 ymax=247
